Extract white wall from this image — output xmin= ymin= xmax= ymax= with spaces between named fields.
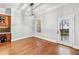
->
xmin=0 ymin=8 xmax=5 ymax=14
xmin=35 ymin=3 xmax=79 ymax=48
xmin=34 ymin=9 xmax=58 ymax=43
xmin=35 ymin=9 xmax=58 ymax=42
xmin=56 ymin=3 xmax=79 ymax=48
xmin=11 ymin=9 xmax=34 ymax=41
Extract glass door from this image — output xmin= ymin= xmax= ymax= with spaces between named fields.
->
xmin=57 ymin=15 xmax=74 ymax=47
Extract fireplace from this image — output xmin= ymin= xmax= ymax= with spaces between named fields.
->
xmin=0 ymin=34 xmax=6 ymax=43
xmin=0 ymin=34 xmax=11 ymax=43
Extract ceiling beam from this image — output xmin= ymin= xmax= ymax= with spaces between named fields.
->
xmin=23 ymin=3 xmax=30 ymax=11
xmin=17 ymin=3 xmax=24 ymax=9
xmin=33 ymin=3 xmax=43 ymax=10
xmin=22 ymin=3 xmax=43 ymax=13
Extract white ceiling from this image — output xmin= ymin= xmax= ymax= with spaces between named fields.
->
xmin=33 ymin=3 xmax=64 ymax=14
xmin=0 ymin=3 xmax=66 ymax=15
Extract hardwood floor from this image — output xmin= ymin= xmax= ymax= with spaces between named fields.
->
xmin=0 ymin=37 xmax=79 ymax=55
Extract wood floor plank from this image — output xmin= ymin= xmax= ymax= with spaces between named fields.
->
xmin=0 ymin=37 xmax=79 ymax=55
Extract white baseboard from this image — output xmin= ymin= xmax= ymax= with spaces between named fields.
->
xmin=11 ymin=34 xmax=79 ymax=50
xmin=73 ymin=45 xmax=79 ymax=50
xmin=34 ymin=35 xmax=57 ymax=43
xmin=34 ymin=35 xmax=79 ymax=50
xmin=12 ymin=35 xmax=34 ymax=42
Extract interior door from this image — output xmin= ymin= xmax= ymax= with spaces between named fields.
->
xmin=57 ymin=15 xmax=74 ymax=47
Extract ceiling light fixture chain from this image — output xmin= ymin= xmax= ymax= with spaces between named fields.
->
xmin=30 ymin=3 xmax=34 ymax=16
